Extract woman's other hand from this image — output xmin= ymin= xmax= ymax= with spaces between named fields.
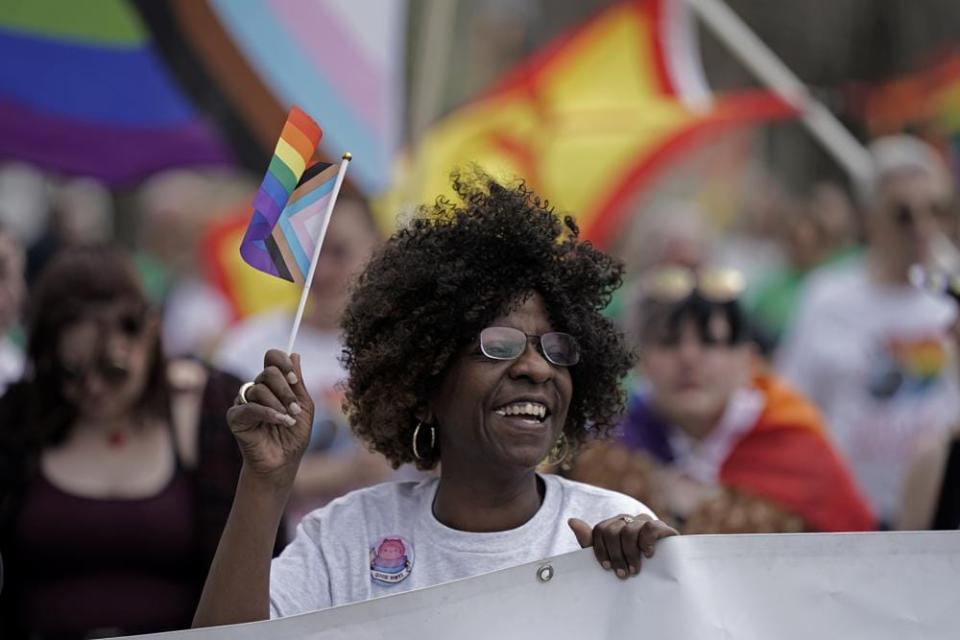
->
xmin=568 ymin=514 xmax=678 ymax=578
xmin=226 ymin=350 xmax=314 ymax=488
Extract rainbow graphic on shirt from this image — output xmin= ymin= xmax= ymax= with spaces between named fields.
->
xmin=868 ymin=334 xmax=950 ymax=399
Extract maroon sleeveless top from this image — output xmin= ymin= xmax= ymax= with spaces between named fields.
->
xmin=12 ymin=459 xmax=200 ymax=638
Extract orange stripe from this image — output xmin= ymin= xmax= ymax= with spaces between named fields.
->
xmin=288 ymin=107 xmax=322 ymax=145
xmin=280 ymin=120 xmax=315 ymax=163
xmin=200 ymin=211 xmax=247 ymax=321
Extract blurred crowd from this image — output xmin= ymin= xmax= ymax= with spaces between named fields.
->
xmin=1 ymin=131 xmax=960 ymax=636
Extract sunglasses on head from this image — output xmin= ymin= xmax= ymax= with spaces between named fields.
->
xmin=479 ymin=327 xmax=581 ymax=367
xmin=639 ymin=266 xmax=745 ymax=304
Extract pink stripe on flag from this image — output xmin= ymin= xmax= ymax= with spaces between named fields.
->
xmin=289 ymin=191 xmax=334 ymax=259
xmin=269 ymin=0 xmax=385 ymax=136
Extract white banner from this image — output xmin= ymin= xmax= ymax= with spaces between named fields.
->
xmin=125 ymin=531 xmax=960 ymax=639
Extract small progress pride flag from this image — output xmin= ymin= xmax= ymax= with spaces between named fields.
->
xmin=240 ymin=106 xmax=324 ymax=283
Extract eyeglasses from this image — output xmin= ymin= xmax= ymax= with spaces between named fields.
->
xmin=638 ymin=266 xmax=745 ymax=304
xmin=479 ymin=327 xmax=581 ymax=367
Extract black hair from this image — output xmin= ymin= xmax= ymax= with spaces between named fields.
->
xmin=340 ymin=174 xmax=632 ymax=470
xmin=2 ymin=245 xmax=169 ymax=454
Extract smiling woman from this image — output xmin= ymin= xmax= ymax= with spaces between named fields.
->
xmin=193 ymin=175 xmax=678 ymax=629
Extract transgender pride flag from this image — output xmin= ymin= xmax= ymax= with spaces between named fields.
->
xmin=262 ymin=161 xmax=341 ymax=285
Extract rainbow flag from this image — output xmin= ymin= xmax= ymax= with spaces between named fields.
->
xmin=0 ymin=0 xmax=230 ymax=184
xmin=240 ymin=106 xmax=324 ymax=282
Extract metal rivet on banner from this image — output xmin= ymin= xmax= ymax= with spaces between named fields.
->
xmin=536 ymin=564 xmax=554 ymax=583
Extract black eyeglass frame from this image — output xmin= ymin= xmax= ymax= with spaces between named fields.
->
xmin=479 ymin=326 xmax=581 ymax=367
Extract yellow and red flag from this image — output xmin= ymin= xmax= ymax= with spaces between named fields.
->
xmin=390 ymin=0 xmax=795 ymax=247
xmin=202 ymin=206 xmax=299 ymax=321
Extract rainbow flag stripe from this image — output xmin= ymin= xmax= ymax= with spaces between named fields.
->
xmin=0 ymin=0 xmax=231 ymax=183
xmin=240 ymin=106 xmax=323 ymax=282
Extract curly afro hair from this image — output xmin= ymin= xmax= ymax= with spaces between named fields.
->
xmin=341 ymin=174 xmax=632 ymax=470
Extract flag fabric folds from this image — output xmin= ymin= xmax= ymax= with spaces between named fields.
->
xmin=857 ymin=53 xmax=960 ymax=179
xmin=240 ymin=106 xmax=325 ymax=284
xmin=388 ymin=0 xmax=795 ymax=247
xmin=0 ymin=0 xmax=230 ymax=184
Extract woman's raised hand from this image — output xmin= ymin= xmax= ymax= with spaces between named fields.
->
xmin=226 ymin=349 xmax=314 ymax=488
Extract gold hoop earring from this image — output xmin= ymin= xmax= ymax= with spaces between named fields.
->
xmin=546 ymin=432 xmax=570 ymax=467
xmin=412 ymin=421 xmax=436 ymax=460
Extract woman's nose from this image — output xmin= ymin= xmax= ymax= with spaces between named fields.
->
xmin=508 ymin=340 xmax=554 ymax=382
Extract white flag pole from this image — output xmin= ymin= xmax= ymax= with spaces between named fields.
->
xmin=686 ymin=0 xmax=873 ymax=186
xmin=286 ymin=153 xmax=352 ymax=354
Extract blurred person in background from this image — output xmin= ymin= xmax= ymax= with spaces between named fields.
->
xmin=619 ymin=201 xmax=709 ymax=276
xmin=213 ymin=194 xmax=394 ymax=526
xmin=0 ymin=225 xmax=26 ymax=396
xmin=710 ymin=172 xmax=790 ymax=297
xmin=776 ymin=135 xmax=960 ymax=526
xmin=571 ymin=266 xmax=874 ymax=533
xmin=25 ymin=177 xmax=115 ymax=283
xmin=0 ymin=246 xmax=282 ymax=638
xmin=136 ymin=170 xmax=248 ymax=360
xmin=748 ymin=181 xmax=858 ymax=346
xmin=609 ymin=201 xmax=710 ymax=325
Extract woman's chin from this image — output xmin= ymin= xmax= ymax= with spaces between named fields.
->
xmin=500 ymin=446 xmax=553 ymax=472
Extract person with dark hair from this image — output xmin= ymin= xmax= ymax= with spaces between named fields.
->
xmin=0 ymin=246 xmax=283 ymax=638
xmin=193 ymin=176 xmax=676 ymax=627
xmin=571 ymin=266 xmax=875 ymax=534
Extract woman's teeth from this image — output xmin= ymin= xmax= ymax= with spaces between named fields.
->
xmin=495 ymin=402 xmax=547 ymax=420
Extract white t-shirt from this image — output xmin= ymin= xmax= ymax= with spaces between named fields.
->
xmin=162 ymin=277 xmax=233 ymax=359
xmin=269 ymin=474 xmax=654 ymax=617
xmin=776 ymin=258 xmax=960 ymax=521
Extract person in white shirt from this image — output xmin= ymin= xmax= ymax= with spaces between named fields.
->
xmin=193 ymin=176 xmax=676 ymax=628
xmin=777 ymin=135 xmax=960 ymax=524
